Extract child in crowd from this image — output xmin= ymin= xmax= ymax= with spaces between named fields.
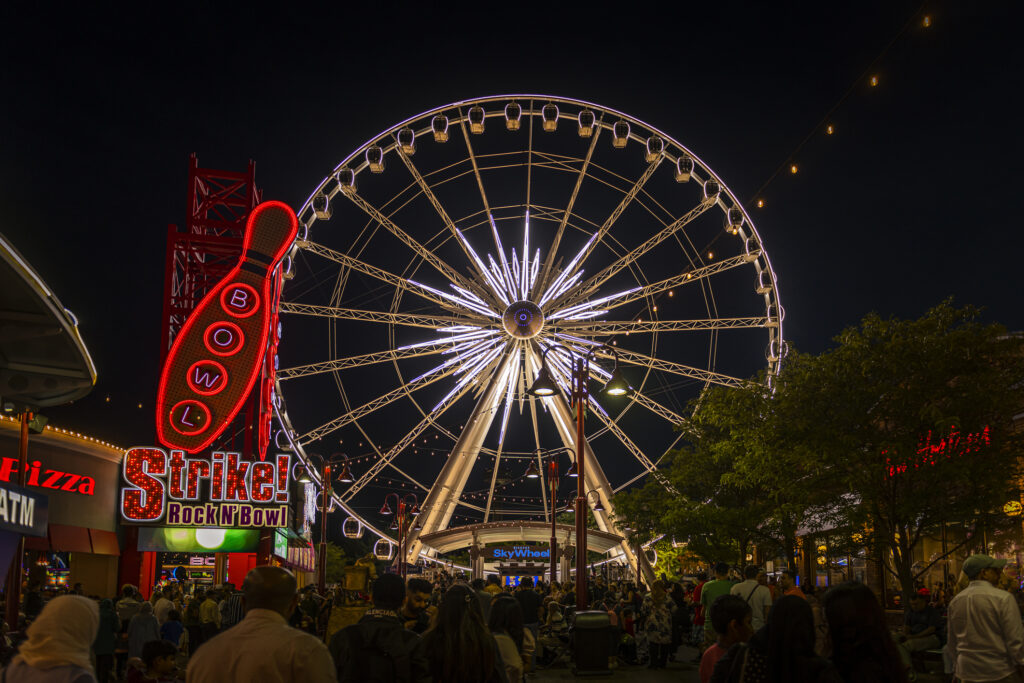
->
xmin=126 ymin=639 xmax=181 ymax=683
xmin=700 ymin=594 xmax=753 ymax=683
xmin=160 ymin=610 xmax=185 ymax=649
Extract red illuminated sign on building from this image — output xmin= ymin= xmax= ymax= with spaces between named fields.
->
xmin=155 ymin=201 xmax=297 ymax=455
xmin=0 ymin=458 xmax=95 ymax=496
xmin=120 ymin=447 xmax=291 ymax=527
xmin=886 ymin=425 xmax=991 ymax=477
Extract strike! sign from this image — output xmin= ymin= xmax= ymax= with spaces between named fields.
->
xmin=121 ymin=447 xmax=291 ymax=528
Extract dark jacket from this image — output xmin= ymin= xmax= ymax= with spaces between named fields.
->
xmin=711 ymin=638 xmax=842 ymax=683
xmin=93 ymin=601 xmax=120 ymax=656
xmin=329 ymin=609 xmax=429 ymax=683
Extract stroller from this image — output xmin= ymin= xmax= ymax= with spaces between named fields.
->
xmin=537 ymin=602 xmax=573 ymax=668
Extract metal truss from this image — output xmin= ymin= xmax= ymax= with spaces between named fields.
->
xmin=297 ymin=240 xmax=472 ymax=314
xmin=560 ymin=316 xmax=770 ymax=335
xmin=577 ymin=198 xmax=716 ymax=295
xmin=278 ymin=344 xmax=448 ymax=380
xmin=278 ymin=302 xmax=478 ymax=328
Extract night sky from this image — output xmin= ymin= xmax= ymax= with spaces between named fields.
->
xmin=2 ymin=2 xmax=1022 ymax=528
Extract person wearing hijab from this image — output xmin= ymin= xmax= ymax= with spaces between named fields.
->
xmin=93 ymin=598 xmax=120 ymax=682
xmin=2 ymin=594 xmax=99 ymax=682
xmin=710 ymin=595 xmax=842 ymax=683
xmin=128 ymin=602 xmax=160 ymax=660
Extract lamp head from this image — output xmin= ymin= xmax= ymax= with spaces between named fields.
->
xmin=601 ymin=364 xmax=632 ymax=397
xmin=524 ymin=461 xmax=540 ymax=479
xmin=379 ymin=501 xmax=393 ymax=515
xmin=566 ymin=461 xmax=579 ymax=477
xmin=336 ymin=463 xmax=354 ymax=484
xmin=297 ymin=465 xmax=312 ymax=484
xmin=527 ymin=367 xmax=559 ymax=397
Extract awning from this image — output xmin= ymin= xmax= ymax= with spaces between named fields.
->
xmin=0 ymin=232 xmax=96 ymax=409
xmin=23 ymin=524 xmax=119 ymax=555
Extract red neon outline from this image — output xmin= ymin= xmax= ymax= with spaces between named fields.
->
xmin=156 ymin=201 xmax=298 ymax=454
xmin=169 ymin=400 xmax=212 ymax=436
xmin=203 ymin=322 xmax=245 ymax=357
xmin=186 ymin=359 xmax=229 ymax=396
xmin=220 ymin=283 xmax=261 ymax=319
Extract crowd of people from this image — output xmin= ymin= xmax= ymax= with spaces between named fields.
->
xmin=1 ymin=552 xmax=1023 ymax=682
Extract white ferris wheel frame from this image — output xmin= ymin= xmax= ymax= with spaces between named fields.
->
xmin=271 ymin=94 xmax=786 ymax=568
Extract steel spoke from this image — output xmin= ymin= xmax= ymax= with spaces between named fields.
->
xmin=599 ymin=347 xmax=748 ymax=388
xmin=280 ymin=302 xmax=483 ymax=328
xmin=341 ymin=189 xmax=474 ymax=292
xmin=299 ymin=354 xmax=479 ymax=445
xmin=547 ymin=157 xmax=664 ymax=309
xmin=341 ymin=375 xmax=479 ymax=501
xmin=594 ymin=252 xmax=759 ymax=312
xmin=539 ymin=115 xmax=603 ymax=291
xmin=559 ymin=317 xmax=770 ymax=335
xmin=575 ymin=198 xmax=716 ymax=295
xmin=394 ymin=146 xmax=494 ymax=303
xmin=278 ymin=344 xmax=450 ymax=380
xmin=298 ymin=241 xmax=464 ymax=312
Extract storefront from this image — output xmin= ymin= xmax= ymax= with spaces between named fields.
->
xmin=117 ymin=447 xmax=309 ymax=597
xmin=0 ymin=415 xmax=122 ymax=596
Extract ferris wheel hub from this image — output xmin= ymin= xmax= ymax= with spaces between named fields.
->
xmin=502 ymin=300 xmax=544 ymax=339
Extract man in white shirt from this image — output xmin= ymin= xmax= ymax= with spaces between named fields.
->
xmin=729 ymin=565 xmax=773 ymax=631
xmin=946 ymin=554 xmax=1024 ymax=683
xmin=187 ymin=566 xmax=337 ymax=683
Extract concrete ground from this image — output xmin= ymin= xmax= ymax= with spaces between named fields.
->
xmin=531 ymin=643 xmax=949 ymax=682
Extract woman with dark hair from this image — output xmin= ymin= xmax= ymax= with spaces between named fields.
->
xmin=416 ymin=583 xmax=509 ymax=683
xmin=823 ymin=582 xmax=908 ymax=683
xmin=489 ymin=595 xmax=535 ymax=682
xmin=711 ymin=595 xmax=841 ymax=683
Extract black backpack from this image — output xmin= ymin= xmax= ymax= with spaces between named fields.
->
xmin=340 ymin=626 xmax=411 ymax=683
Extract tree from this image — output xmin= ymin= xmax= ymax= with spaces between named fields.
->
xmin=614 ymin=353 xmax=835 ymax=571
xmin=324 ymin=541 xmax=347 ymax=584
xmin=778 ymin=301 xmax=1024 ymax=601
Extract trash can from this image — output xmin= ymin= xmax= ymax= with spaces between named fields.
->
xmin=573 ymin=610 xmax=612 ymax=675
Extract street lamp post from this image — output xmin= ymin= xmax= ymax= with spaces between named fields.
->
xmin=381 ymin=493 xmax=419 ymax=580
xmin=301 ymin=453 xmax=353 ymax=592
xmin=528 ymin=343 xmax=631 ymax=611
xmin=526 ymin=449 xmax=575 ymax=586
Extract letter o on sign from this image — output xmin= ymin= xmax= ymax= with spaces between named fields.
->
xmin=204 ymin=322 xmax=244 ymax=357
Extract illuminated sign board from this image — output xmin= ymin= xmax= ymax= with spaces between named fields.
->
xmin=155 ymin=201 xmax=297 ymax=455
xmin=0 ymin=457 xmax=95 ymax=496
xmin=273 ymin=528 xmax=288 ymax=560
xmin=137 ymin=527 xmax=260 ymax=553
xmin=0 ymin=481 xmax=47 ymax=537
xmin=120 ymin=447 xmax=290 ymax=528
xmin=486 ymin=545 xmax=550 ymax=561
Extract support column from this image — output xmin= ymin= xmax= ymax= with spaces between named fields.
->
xmin=404 ymin=350 xmax=513 ymax=563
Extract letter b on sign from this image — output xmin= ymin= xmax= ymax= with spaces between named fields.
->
xmin=221 ymin=284 xmax=259 ymax=318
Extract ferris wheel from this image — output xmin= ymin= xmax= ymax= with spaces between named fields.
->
xmin=273 ymin=95 xmax=784 ymax=565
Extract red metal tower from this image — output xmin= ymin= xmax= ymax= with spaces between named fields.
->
xmin=160 ymin=153 xmax=263 ymax=359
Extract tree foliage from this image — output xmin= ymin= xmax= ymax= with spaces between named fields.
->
xmin=614 ymin=301 xmax=1024 ymax=601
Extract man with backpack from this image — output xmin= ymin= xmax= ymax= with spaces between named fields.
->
xmin=330 ymin=573 xmax=430 ymax=682
xmin=728 ymin=565 xmax=772 ymax=631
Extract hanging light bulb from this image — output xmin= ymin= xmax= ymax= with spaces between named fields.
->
xmin=566 ymin=461 xmax=579 ymax=477
xmin=524 ymin=461 xmax=540 ymax=479
xmin=380 ymin=501 xmax=393 ymax=515
xmin=336 ymin=463 xmax=354 ymax=484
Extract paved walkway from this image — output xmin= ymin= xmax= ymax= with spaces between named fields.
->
xmin=532 ymin=644 xmax=948 ymax=682
xmin=534 ymin=644 xmax=702 ymax=682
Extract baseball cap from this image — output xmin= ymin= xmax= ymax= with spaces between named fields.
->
xmin=962 ymin=554 xmax=1007 ymax=579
